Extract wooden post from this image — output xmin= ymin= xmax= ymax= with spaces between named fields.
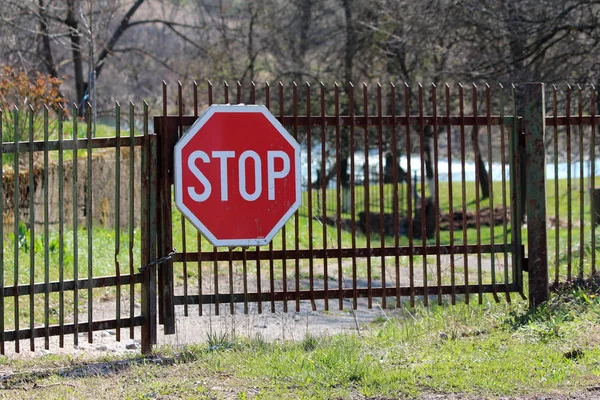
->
xmin=524 ymin=83 xmax=549 ymax=307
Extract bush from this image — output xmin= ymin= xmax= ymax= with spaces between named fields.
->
xmin=0 ymin=66 xmax=66 ymax=142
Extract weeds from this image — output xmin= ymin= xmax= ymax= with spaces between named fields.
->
xmin=206 ymin=331 xmax=235 ymax=352
xmin=300 ymin=334 xmax=320 ymax=352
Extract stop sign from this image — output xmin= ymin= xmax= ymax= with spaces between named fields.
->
xmin=174 ymin=104 xmax=301 ymax=247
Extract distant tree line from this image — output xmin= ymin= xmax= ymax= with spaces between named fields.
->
xmin=0 ymin=0 xmax=599 ymax=201
xmin=0 ymin=0 xmax=597 ymax=108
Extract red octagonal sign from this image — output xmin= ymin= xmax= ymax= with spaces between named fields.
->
xmin=174 ymin=104 xmax=301 ymax=247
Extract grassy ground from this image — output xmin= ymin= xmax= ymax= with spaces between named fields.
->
xmin=1 ymin=281 xmax=600 ymax=399
xmin=1 ymin=132 xmax=599 ymax=397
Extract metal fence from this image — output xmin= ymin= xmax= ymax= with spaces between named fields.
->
xmin=0 ymin=103 xmax=155 ymax=354
xmin=545 ymin=85 xmax=599 ymax=286
xmin=0 ymin=81 xmax=597 ymax=354
xmin=153 ymin=81 xmax=524 ymax=340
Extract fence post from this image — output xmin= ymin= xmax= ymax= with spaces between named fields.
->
xmin=523 ymin=83 xmax=549 ymax=307
xmin=141 ymin=133 xmax=158 ymax=354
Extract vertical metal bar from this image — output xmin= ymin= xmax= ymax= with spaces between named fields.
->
xmin=115 ymin=102 xmax=122 ymax=342
xmin=43 ymin=106 xmax=50 ymax=349
xmin=58 ymin=107 xmax=65 ymax=347
xmin=334 ymin=83 xmax=343 ymax=310
xmin=293 ymin=82 xmax=300 ymax=312
xmin=472 ymin=85 xmax=483 ymax=305
xmin=553 ymin=86 xmax=560 ymax=285
xmin=72 ymin=104 xmax=79 ymax=347
xmin=194 ymin=81 xmax=199 ymax=116
xmin=256 ymin=82 xmax=272 ymax=314
xmin=377 ymin=83 xmax=386 ymax=308
xmin=404 ymin=84 xmax=414 ymax=307
xmin=391 ymin=83 xmax=400 ymax=308
xmin=208 ymin=82 xmax=219 ymax=316
xmin=499 ymin=85 xmax=510 ymax=301
xmin=160 ymin=81 xmax=175 ymax=333
xmin=178 ymin=82 xmax=189 ymax=317
xmin=363 ymin=83 xmax=372 ymax=308
xmin=28 ymin=107 xmax=35 ymax=351
xmin=459 ymin=84 xmax=469 ymax=304
xmin=86 ymin=102 xmax=93 ymax=344
xmin=486 ymin=85 xmax=499 ymax=302
xmin=320 ymin=82 xmax=329 ymax=311
xmin=248 ymin=82 xmax=257 ymax=314
xmin=0 ymin=109 xmax=4 ymax=354
xmin=432 ymin=84 xmax=442 ymax=305
xmin=140 ymin=113 xmax=151 ymax=353
xmin=141 ymin=115 xmax=158 ymax=353
xmin=12 ymin=108 xmax=19 ymax=353
xmin=158 ymin=83 xmax=167 ymax=324
xmin=445 ymin=84 xmax=456 ymax=304
xmin=349 ymin=83 xmax=358 ymax=310
xmin=223 ymin=82 xmax=235 ymax=316
xmin=239 ymin=68 xmax=250 ymax=311
xmin=591 ymin=86 xmax=597 ymax=276
xmin=242 ymin=248 xmax=248 ymax=315
xmin=266 ymin=82 xmax=275 ymax=314
xmin=566 ymin=86 xmax=573 ymax=280
xmin=278 ymin=82 xmax=287 ymax=313
xmin=228 ymin=248 xmax=234 ymax=315
xmin=509 ymin=85 xmax=523 ymax=292
xmin=417 ymin=84 xmax=427 ymax=307
xmin=578 ymin=86 xmax=585 ymax=279
xmin=524 ymin=82 xmax=549 ymax=307
xmin=193 ymin=81 xmax=203 ymax=316
xmin=129 ymin=101 xmax=136 ymax=339
xmin=306 ymin=82 xmax=315 ymax=310
xmin=147 ymin=103 xmax=158 ymax=346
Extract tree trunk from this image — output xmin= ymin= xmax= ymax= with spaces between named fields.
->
xmin=94 ymin=0 xmax=145 ymax=81
xmin=339 ymin=0 xmax=355 ymax=212
xmin=65 ymin=0 xmax=85 ymax=111
xmin=38 ymin=0 xmax=58 ymax=78
xmin=478 ymin=152 xmax=490 ymax=199
xmin=471 ymin=126 xmax=491 ymax=202
xmin=423 ymin=126 xmax=435 ymax=199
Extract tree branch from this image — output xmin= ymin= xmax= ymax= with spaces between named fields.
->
xmin=94 ymin=0 xmax=145 ymax=80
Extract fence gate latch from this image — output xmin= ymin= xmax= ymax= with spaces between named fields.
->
xmin=138 ymin=249 xmax=176 ymax=273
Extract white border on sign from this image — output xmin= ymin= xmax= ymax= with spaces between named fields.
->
xmin=174 ymin=104 xmax=302 ymax=247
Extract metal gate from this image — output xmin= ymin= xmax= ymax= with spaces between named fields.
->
xmin=149 ymin=81 xmax=526 ymax=339
xmin=0 ymin=81 xmax=590 ymax=354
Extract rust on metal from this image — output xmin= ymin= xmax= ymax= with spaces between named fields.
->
xmin=524 ymin=83 xmax=549 ymax=307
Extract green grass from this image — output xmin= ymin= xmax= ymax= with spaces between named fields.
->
xmin=1 ymin=286 xmax=600 ymax=398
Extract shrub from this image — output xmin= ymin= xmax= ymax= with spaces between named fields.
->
xmin=0 ymin=66 xmax=66 ymax=142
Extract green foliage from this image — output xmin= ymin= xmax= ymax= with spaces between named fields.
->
xmin=206 ymin=331 xmax=236 ymax=352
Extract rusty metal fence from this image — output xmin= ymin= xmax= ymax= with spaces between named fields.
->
xmin=152 ymin=81 xmax=525 ymax=339
xmin=1 ymin=81 xmax=598 ymax=355
xmin=546 ymin=85 xmax=600 ymax=286
xmin=0 ymin=103 xmax=156 ymax=354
